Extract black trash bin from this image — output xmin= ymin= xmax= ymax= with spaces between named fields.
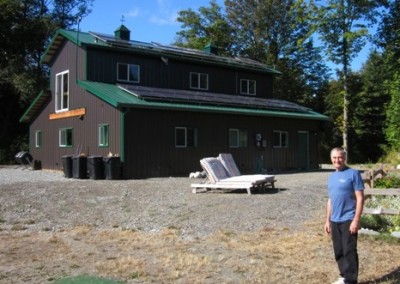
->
xmin=87 ymin=156 xmax=104 ymax=180
xmin=103 ymin=156 xmax=122 ymax=180
xmin=72 ymin=156 xmax=88 ymax=179
xmin=62 ymin=155 xmax=73 ymax=178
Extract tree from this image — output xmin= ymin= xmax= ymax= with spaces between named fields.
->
xmin=175 ymin=0 xmax=234 ymax=56
xmin=385 ymin=70 xmax=400 ymax=151
xmin=376 ymin=0 xmax=400 ymax=152
xmin=352 ymin=51 xmax=390 ymax=162
xmin=176 ymin=0 xmax=329 ymax=108
xmin=0 ymin=0 xmax=92 ymax=163
xmin=376 ymin=0 xmax=400 ymax=64
xmin=315 ymin=0 xmax=383 ymax=160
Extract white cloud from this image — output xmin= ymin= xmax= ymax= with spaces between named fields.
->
xmin=149 ymin=10 xmax=178 ymax=25
xmin=124 ymin=7 xmax=140 ymax=18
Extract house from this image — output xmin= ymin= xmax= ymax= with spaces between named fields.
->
xmin=20 ymin=25 xmax=328 ymax=179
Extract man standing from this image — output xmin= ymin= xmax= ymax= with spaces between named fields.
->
xmin=325 ymin=147 xmax=365 ymax=284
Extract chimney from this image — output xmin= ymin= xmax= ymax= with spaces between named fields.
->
xmin=114 ymin=25 xmax=130 ymax=41
xmin=203 ymin=42 xmax=219 ymax=55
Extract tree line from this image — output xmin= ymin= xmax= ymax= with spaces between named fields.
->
xmin=0 ymin=0 xmax=399 ymax=165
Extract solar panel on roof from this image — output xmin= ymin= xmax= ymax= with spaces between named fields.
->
xmin=118 ymin=84 xmax=310 ymax=113
xmin=90 ymin=32 xmax=155 ymax=49
xmin=88 ymin=31 xmax=280 ymax=74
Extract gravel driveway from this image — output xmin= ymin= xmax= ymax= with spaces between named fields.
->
xmin=0 ymin=165 xmax=332 ymax=239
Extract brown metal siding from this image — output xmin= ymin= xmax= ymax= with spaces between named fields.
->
xmin=29 ymin=42 xmax=122 ymax=170
xmin=123 ymin=108 xmax=321 ymax=178
xmin=86 ymin=48 xmax=274 ymax=98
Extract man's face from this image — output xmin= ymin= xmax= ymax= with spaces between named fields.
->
xmin=331 ymin=150 xmax=346 ymax=170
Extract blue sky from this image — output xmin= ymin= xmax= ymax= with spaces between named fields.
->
xmin=79 ymin=0 xmax=372 ymax=74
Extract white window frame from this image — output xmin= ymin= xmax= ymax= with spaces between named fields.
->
xmin=190 ymin=72 xmax=208 ymax=90
xmin=59 ymin=128 xmax=73 ymax=147
xmin=175 ymin=127 xmax=198 ymax=148
xmin=35 ymin=130 xmax=42 ymax=148
xmin=240 ymin=79 xmax=256 ymax=95
xmin=117 ymin=63 xmax=140 ymax=83
xmin=98 ymin=124 xmax=109 ymax=147
xmin=55 ymin=70 xmax=69 ymax=112
xmin=229 ymin=129 xmax=248 ymax=148
xmin=273 ymin=130 xmax=289 ymax=148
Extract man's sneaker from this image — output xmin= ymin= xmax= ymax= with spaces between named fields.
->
xmin=332 ymin=277 xmax=345 ymax=284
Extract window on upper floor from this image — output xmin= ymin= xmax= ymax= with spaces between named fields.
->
xmin=55 ymin=70 xmax=69 ymax=112
xmin=59 ymin=128 xmax=73 ymax=147
xmin=98 ymin=124 xmax=109 ymax=147
xmin=273 ymin=130 xmax=289 ymax=147
xmin=190 ymin=72 xmax=208 ymax=90
xmin=175 ymin=127 xmax=198 ymax=148
xmin=117 ymin=63 xmax=140 ymax=83
xmin=240 ymin=79 xmax=256 ymax=95
xmin=229 ymin=129 xmax=248 ymax=148
xmin=35 ymin=130 xmax=42 ymax=148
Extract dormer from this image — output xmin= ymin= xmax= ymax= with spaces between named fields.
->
xmin=114 ymin=25 xmax=130 ymax=41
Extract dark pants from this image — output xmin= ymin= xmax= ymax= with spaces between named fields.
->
xmin=331 ymin=221 xmax=359 ymax=284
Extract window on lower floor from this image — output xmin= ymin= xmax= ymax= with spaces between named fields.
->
xmin=273 ymin=131 xmax=289 ymax=147
xmin=240 ymin=79 xmax=256 ymax=95
xmin=59 ymin=128 xmax=73 ymax=147
xmin=175 ymin=127 xmax=198 ymax=148
xmin=229 ymin=129 xmax=248 ymax=148
xmin=98 ymin=124 xmax=109 ymax=147
xmin=35 ymin=130 xmax=42 ymax=148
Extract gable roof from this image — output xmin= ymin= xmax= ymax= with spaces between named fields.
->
xmin=41 ymin=29 xmax=281 ymax=75
xmin=19 ymin=90 xmax=51 ymax=123
xmin=77 ymin=80 xmax=329 ymax=121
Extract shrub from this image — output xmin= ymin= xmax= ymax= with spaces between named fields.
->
xmin=374 ymin=174 xmax=400 ymax=188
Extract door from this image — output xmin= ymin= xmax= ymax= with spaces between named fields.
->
xmin=298 ymin=131 xmax=309 ymax=170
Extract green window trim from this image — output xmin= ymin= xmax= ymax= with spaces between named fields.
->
xmin=98 ymin=124 xmax=109 ymax=147
xmin=35 ymin=130 xmax=42 ymax=148
xmin=59 ymin=127 xmax=73 ymax=147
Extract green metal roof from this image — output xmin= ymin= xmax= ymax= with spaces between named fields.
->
xmin=19 ymin=90 xmax=51 ymax=123
xmin=78 ymin=80 xmax=329 ymax=121
xmin=41 ymin=29 xmax=281 ymax=75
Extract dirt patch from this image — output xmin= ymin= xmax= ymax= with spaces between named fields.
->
xmin=0 ymin=167 xmax=399 ymax=283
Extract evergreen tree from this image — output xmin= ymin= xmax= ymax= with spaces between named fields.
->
xmin=377 ymin=0 xmax=400 ymax=152
xmin=385 ymin=70 xmax=400 ymax=151
xmin=352 ymin=52 xmax=390 ymax=162
xmin=315 ymin=0 xmax=383 ymax=160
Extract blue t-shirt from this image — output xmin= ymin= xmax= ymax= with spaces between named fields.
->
xmin=327 ymin=167 xmax=364 ymax=222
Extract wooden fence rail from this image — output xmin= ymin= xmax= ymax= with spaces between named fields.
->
xmin=363 ymin=188 xmax=400 ymax=216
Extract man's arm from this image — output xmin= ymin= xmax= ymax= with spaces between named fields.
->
xmin=324 ymin=198 xmax=332 ymax=235
xmin=350 ymin=190 xmax=364 ymax=234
